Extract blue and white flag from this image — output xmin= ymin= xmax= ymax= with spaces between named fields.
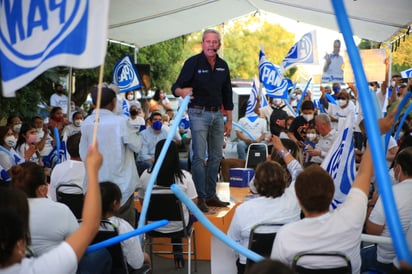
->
xmin=112 ymin=54 xmax=142 ymax=93
xmin=0 ymin=0 xmax=110 ymax=97
xmin=260 ymin=93 xmax=269 ymax=108
xmin=246 ymin=80 xmax=259 ymax=122
xmin=321 ymin=113 xmax=356 ymax=209
xmin=400 ymin=67 xmax=412 ymax=78
xmin=258 ymin=49 xmax=291 ymax=99
xmin=281 ymin=30 xmax=318 ymax=71
xmin=121 ymin=98 xmax=130 ymax=117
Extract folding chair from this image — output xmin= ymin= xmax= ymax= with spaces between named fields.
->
xmin=245 ymin=223 xmax=283 ymax=272
xmin=55 ymin=183 xmax=84 ymax=219
xmin=291 ymin=252 xmax=352 ymax=274
xmin=244 ymin=143 xmax=268 ymax=170
xmin=95 ymin=220 xmax=151 ymax=274
xmin=143 ymin=191 xmax=197 ymax=274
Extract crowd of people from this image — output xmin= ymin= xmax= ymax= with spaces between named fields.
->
xmin=1 ymin=28 xmax=412 ymax=274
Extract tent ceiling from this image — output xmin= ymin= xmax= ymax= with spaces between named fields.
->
xmin=108 ymin=0 xmax=412 ymax=48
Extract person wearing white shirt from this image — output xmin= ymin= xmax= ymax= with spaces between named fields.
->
xmin=50 ymin=84 xmax=69 ymax=115
xmin=80 ymin=84 xmax=142 ymax=227
xmin=50 ymin=133 xmax=85 ymax=201
xmin=327 ymin=90 xmax=356 ymax=131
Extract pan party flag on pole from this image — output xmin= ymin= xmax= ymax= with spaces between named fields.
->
xmin=258 ymin=48 xmax=291 ymax=99
xmin=321 ymin=112 xmax=356 ymax=209
xmin=281 ymin=30 xmax=319 ymax=71
xmin=112 ymin=54 xmax=142 ymax=93
xmin=0 ymin=0 xmax=110 ymax=97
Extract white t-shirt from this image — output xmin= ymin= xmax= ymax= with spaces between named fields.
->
xmin=271 ymin=188 xmax=367 ymax=273
xmin=0 ymin=146 xmax=24 ymax=170
xmin=28 ymin=198 xmax=79 ymax=256
xmin=228 ymin=174 xmax=301 ymax=264
xmin=35 ymin=129 xmax=54 ymax=157
xmin=106 ymin=216 xmax=145 ymax=269
xmin=369 ymin=179 xmax=412 ymax=263
xmin=49 ymin=159 xmax=85 ymax=201
xmin=0 ymin=242 xmax=77 ymax=274
xmin=327 ymin=101 xmax=356 ymax=131
xmin=138 ymin=169 xmax=197 ymax=233
xmin=50 ymin=93 xmax=69 ymax=114
xmin=236 ymin=116 xmax=268 ymax=141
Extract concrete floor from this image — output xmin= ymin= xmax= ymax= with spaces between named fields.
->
xmin=151 ymin=254 xmax=211 ymax=274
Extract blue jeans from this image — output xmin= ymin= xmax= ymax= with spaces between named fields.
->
xmin=237 ymin=141 xmax=247 ymax=160
xmin=361 ymin=245 xmax=393 ymax=273
xmin=188 ymin=108 xmax=224 ymax=199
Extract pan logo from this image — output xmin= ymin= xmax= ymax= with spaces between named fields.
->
xmin=0 ymin=0 xmax=87 ymax=77
xmin=114 ymin=58 xmax=137 ymax=90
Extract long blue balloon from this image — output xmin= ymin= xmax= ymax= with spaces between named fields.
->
xmin=232 ymin=121 xmax=256 ymax=142
xmin=137 ymin=96 xmax=191 ymax=237
xmin=54 ymin=127 xmax=61 ymax=164
xmin=394 ymin=104 xmax=412 ymax=141
xmin=331 ymin=0 xmax=412 ymax=265
xmin=170 ymin=184 xmax=264 ymax=263
xmin=86 ymin=220 xmax=169 ymax=254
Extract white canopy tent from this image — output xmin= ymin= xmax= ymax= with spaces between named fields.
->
xmin=108 ymin=0 xmax=412 ymax=48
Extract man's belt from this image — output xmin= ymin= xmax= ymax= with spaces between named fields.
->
xmin=189 ymin=104 xmax=220 ymax=112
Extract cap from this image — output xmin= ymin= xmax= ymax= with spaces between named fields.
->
xmin=91 ymin=86 xmax=116 ymax=107
xmin=400 ymin=83 xmax=408 ymax=88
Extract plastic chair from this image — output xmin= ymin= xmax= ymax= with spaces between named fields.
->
xmin=95 ymin=220 xmax=151 ymax=274
xmin=55 ymin=183 xmax=84 ymax=219
xmin=291 ymin=252 xmax=352 ymax=274
xmin=245 ymin=223 xmax=284 ymax=272
xmin=143 ymin=191 xmax=197 ymax=274
xmin=244 ymin=143 xmax=268 ymax=170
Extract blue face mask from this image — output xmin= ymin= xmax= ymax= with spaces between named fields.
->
xmin=333 ymin=87 xmax=340 ymax=93
xmin=152 ymin=120 xmax=162 ymax=130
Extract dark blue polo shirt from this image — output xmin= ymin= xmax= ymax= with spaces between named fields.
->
xmin=172 ymin=52 xmax=234 ymax=111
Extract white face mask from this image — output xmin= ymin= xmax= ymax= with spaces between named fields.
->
xmin=338 ymin=99 xmax=347 ymax=107
xmin=302 ymin=114 xmax=314 ymax=122
xmin=13 ymin=124 xmax=22 ymax=133
xmin=306 ymin=133 xmax=317 ymax=141
xmin=74 ymin=119 xmax=83 ymax=127
xmin=127 ymin=94 xmax=134 ymax=101
xmin=272 ymin=98 xmax=282 ymax=106
xmin=4 ymin=135 xmax=17 ymax=148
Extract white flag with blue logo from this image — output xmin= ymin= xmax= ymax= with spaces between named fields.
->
xmin=321 ymin=112 xmax=356 ymax=209
xmin=112 ymin=54 xmax=142 ymax=93
xmin=246 ymin=80 xmax=259 ymax=122
xmin=281 ymin=31 xmax=319 ymax=71
xmin=258 ymin=49 xmax=291 ymax=99
xmin=0 ymin=0 xmax=109 ymax=97
xmin=400 ymin=67 xmax=412 ymax=78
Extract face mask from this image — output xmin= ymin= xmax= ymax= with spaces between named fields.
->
xmin=152 ymin=120 xmax=162 ymax=131
xmin=4 ymin=136 xmax=17 ymax=147
xmin=338 ymin=99 xmax=347 ymax=107
xmin=127 ymin=94 xmax=134 ymax=101
xmin=130 ymin=110 xmax=138 ymax=116
xmin=28 ymin=134 xmax=37 ymax=144
xmin=295 ymin=94 xmax=302 ymax=100
xmin=391 ymin=80 xmax=396 ymax=87
xmin=36 ymin=128 xmax=43 ymax=133
xmin=306 ymin=133 xmax=317 ymax=141
xmin=13 ymin=124 xmax=22 ymax=133
xmin=74 ymin=119 xmax=83 ymax=127
xmin=302 ymin=114 xmax=314 ymax=122
xmin=333 ymin=87 xmax=340 ymax=93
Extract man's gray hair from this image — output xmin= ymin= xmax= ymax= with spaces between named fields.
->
xmin=202 ymin=29 xmax=221 ymax=42
xmin=315 ymin=113 xmax=331 ymax=126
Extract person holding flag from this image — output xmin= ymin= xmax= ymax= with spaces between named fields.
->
xmin=235 ymin=84 xmax=268 ymax=160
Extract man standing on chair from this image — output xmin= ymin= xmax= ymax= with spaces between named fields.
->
xmin=172 ymin=29 xmax=233 ymax=213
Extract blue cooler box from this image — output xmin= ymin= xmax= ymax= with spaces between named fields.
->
xmin=229 ymin=168 xmax=254 ymax=187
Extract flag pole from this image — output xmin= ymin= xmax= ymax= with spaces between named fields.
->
xmin=92 ymin=64 xmax=105 ymax=145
